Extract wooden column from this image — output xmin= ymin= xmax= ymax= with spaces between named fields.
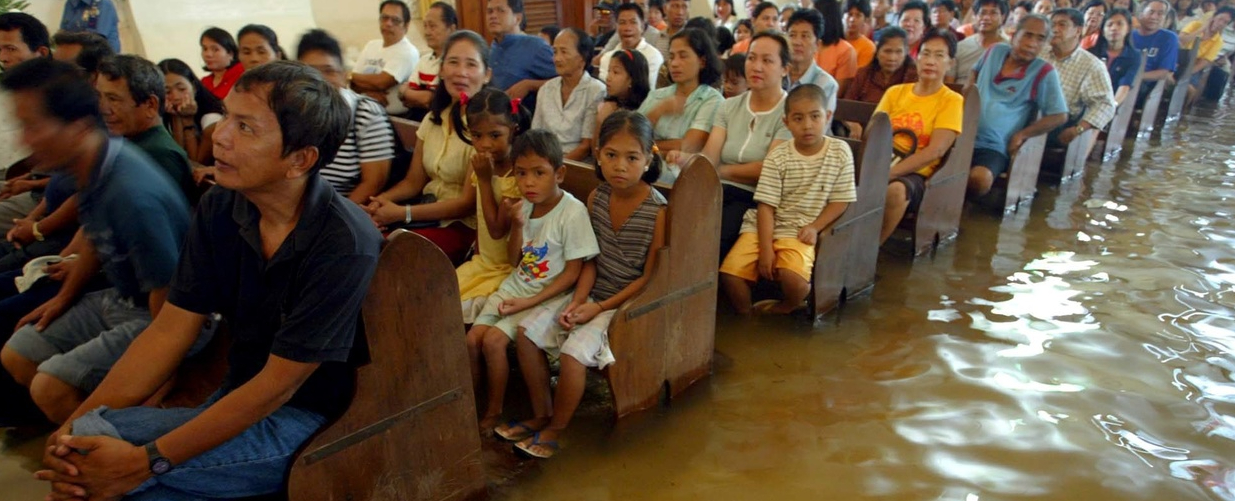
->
xmin=457 ymin=0 xmax=490 ymax=40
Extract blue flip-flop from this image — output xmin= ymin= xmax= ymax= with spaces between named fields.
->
xmin=515 ymin=432 xmax=561 ymax=459
xmin=495 ymin=420 xmax=538 ymax=442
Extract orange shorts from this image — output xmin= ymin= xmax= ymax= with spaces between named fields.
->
xmin=719 ymin=232 xmax=816 ymax=282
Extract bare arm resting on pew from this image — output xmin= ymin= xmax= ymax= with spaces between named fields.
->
xmin=1009 ymin=113 xmax=1067 ymax=154
xmin=889 ymin=129 xmax=959 ymax=178
xmin=798 ymin=201 xmax=850 ymax=246
xmin=561 ymin=192 xmax=667 ymax=327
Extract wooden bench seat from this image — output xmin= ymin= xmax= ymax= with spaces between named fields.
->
xmin=166 ymin=232 xmax=486 ymax=501
xmin=1166 ymin=45 xmax=1202 ymax=123
xmin=1092 ymin=52 xmax=1146 ymax=163
xmin=976 ymin=110 xmax=1047 ymax=213
xmin=808 ymin=112 xmax=891 ymax=317
xmin=562 ymin=156 xmax=721 ymax=418
xmin=1039 ymin=128 xmax=1098 ymax=184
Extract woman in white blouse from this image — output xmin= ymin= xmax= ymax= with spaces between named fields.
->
xmin=532 ymin=27 xmax=608 ymax=161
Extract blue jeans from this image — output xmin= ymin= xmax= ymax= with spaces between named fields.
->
xmin=70 ymin=396 xmax=326 ymax=500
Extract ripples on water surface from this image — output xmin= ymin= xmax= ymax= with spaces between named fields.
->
xmin=496 ymin=103 xmax=1235 ymax=501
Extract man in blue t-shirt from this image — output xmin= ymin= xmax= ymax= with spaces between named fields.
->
xmin=60 ymin=0 xmax=120 ymax=52
xmin=1131 ymin=0 xmax=1180 ymax=103
xmin=966 ymin=13 xmax=1069 ymax=198
xmin=487 ymin=0 xmax=556 ymax=101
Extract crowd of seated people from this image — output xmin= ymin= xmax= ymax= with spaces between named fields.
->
xmin=0 ymin=0 xmax=1231 ymax=496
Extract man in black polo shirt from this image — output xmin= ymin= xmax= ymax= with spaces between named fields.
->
xmin=35 ymin=61 xmax=381 ymax=500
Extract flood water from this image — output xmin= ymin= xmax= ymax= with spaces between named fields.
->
xmin=6 ymin=104 xmax=1235 ymax=500
xmin=492 ymin=103 xmax=1235 ymax=501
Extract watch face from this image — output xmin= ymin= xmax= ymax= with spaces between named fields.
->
xmin=152 ymin=458 xmax=172 ymax=475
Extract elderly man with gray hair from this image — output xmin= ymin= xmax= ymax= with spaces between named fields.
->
xmin=965 ymin=13 xmax=1068 ymax=198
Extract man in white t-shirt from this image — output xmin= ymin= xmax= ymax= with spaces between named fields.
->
xmin=598 ymin=3 xmax=665 ymax=90
xmin=350 ymin=0 xmax=420 ymax=116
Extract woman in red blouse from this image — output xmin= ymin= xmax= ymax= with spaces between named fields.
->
xmin=842 ymin=27 xmax=918 ymax=103
xmin=200 ymin=27 xmax=244 ymax=100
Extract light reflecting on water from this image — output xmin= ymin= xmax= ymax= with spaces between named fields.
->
xmin=494 ymin=103 xmax=1235 ymax=500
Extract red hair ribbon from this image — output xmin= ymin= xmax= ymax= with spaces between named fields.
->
xmin=459 ymin=91 xmax=470 ymax=106
xmin=510 ymin=98 xmax=522 ymax=114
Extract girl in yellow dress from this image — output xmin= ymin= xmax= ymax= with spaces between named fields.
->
xmin=457 ymin=88 xmax=532 ymax=323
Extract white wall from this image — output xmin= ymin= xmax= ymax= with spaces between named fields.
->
xmin=22 ymin=0 xmax=435 ymax=76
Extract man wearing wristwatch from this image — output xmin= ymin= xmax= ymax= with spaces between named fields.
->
xmin=1042 ymin=7 xmax=1116 ymax=147
xmin=33 ymin=61 xmax=381 ymax=500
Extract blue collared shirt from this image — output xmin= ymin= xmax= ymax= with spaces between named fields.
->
xmin=489 ymin=34 xmax=556 ymax=91
xmin=60 ymin=0 xmax=120 ymax=52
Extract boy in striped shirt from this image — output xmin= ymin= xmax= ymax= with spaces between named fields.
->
xmin=719 ymin=84 xmax=857 ymax=315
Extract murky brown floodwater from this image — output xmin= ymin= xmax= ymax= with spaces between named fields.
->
xmin=493 ymin=101 xmax=1235 ymax=501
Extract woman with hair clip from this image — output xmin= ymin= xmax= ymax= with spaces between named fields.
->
xmin=368 ymin=30 xmax=495 ymax=263
xmin=533 ymin=27 xmax=607 ymax=161
xmin=199 ymin=27 xmax=243 ymax=99
xmin=159 ymin=58 xmax=226 ymax=166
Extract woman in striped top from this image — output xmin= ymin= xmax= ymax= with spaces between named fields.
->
xmin=496 ymin=111 xmax=668 ymax=459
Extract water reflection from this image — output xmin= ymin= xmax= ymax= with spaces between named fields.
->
xmin=497 ymin=104 xmax=1235 ymax=501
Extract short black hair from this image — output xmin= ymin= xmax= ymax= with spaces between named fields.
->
xmin=900 ymin=0 xmax=934 ymax=24
xmin=296 ymin=29 xmax=343 ymax=65
xmin=1082 ymin=0 xmax=1107 ymax=12
xmin=931 ymin=0 xmax=960 ymax=13
xmin=500 ymin=0 xmax=529 ymax=31
xmin=595 ymin=110 xmax=661 ymax=184
xmin=380 ymin=0 xmax=412 ymax=24
xmin=788 ymin=7 xmax=825 ymax=40
xmin=737 ymin=18 xmax=753 ymax=33
xmin=234 ymin=61 xmax=352 ymax=175
xmin=753 ymin=1 xmax=780 ymax=20
xmin=716 ymin=23 xmax=736 ymax=53
xmin=785 ymin=82 xmax=829 ymax=112
xmin=617 ymin=2 xmax=647 ymax=22
xmin=52 ymin=31 xmax=113 ymax=74
xmin=1216 ymin=5 xmax=1235 ymax=20
xmin=512 ymin=129 xmax=564 ymax=170
xmin=724 ymin=52 xmax=746 ymax=77
xmin=540 ymin=25 xmax=561 ymax=41
xmin=238 ymin=24 xmax=285 ymax=60
xmin=919 ymin=28 xmax=958 ymax=58
xmin=0 ymin=12 xmax=50 ymax=54
xmin=200 ymin=27 xmax=239 ymax=70
xmin=670 ymin=28 xmax=724 ymax=87
xmin=429 ymin=1 xmax=460 ymax=27
xmin=685 ymin=16 xmax=719 ymax=39
xmin=0 ymin=57 xmax=101 ymax=128
xmin=1051 ymin=7 xmax=1085 ymax=27
xmin=750 ymin=31 xmax=792 ymax=67
xmin=974 ymin=0 xmax=1012 ymax=16
xmin=98 ymin=55 xmax=167 ymax=110
xmin=847 ymin=0 xmax=873 ymax=17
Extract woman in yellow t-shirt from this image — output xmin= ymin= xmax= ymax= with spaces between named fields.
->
xmin=876 ymin=30 xmax=965 ymax=244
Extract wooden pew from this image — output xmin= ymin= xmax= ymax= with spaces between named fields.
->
xmin=1133 ymin=79 xmax=1167 ymax=137
xmin=1166 ymin=45 xmax=1203 ymax=122
xmin=288 ymin=231 xmax=485 ymax=501
xmin=979 ymin=110 xmax=1047 ymax=213
xmin=165 ymin=232 xmax=486 ymax=501
xmin=388 ymin=117 xmax=420 ymax=191
xmin=1039 ymin=127 xmax=1099 ymax=184
xmin=562 ymin=156 xmax=721 ymax=419
xmin=1093 ymin=52 xmax=1146 ymax=162
xmin=808 ymin=112 xmax=891 ymax=317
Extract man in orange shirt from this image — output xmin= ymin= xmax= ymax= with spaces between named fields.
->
xmin=846 ymin=0 xmax=879 ymax=67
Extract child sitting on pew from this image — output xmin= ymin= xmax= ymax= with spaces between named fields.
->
xmin=495 ymin=111 xmax=668 ymax=459
xmin=596 ymin=50 xmax=652 ymax=144
xmin=719 ymin=84 xmax=856 ymax=315
xmin=457 ymin=89 xmax=531 ymax=323
xmin=466 ymin=130 xmax=599 ymax=431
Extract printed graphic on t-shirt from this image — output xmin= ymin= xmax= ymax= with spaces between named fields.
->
xmin=891 ymin=112 xmax=928 ymax=154
xmin=1145 ymin=47 xmax=1159 ymax=58
xmin=360 ymin=58 xmax=385 ymax=74
xmin=519 ymin=241 xmax=551 ymax=281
